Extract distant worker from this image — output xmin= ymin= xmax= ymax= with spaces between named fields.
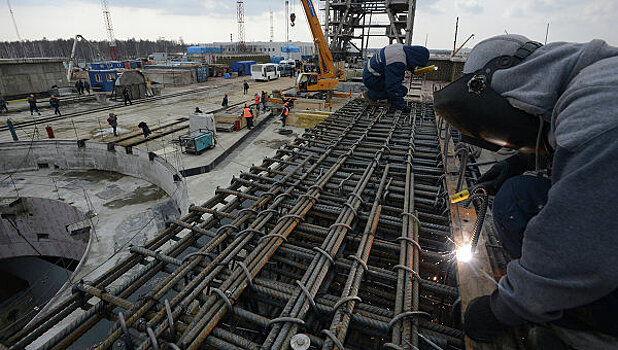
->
xmin=107 ymin=113 xmax=118 ymax=136
xmin=242 ymin=103 xmax=254 ymax=129
xmin=138 ymin=121 xmax=151 ymax=138
xmin=280 ymin=101 xmax=290 ymax=127
xmin=0 ymin=94 xmax=8 ymax=113
xmin=261 ymin=91 xmax=267 ymax=109
xmin=49 ymin=95 xmax=61 ymax=116
xmin=434 ymin=34 xmax=618 ymax=348
xmin=243 ymin=81 xmax=249 ymax=95
xmin=362 ymin=43 xmax=429 ymax=112
xmin=27 ymin=94 xmax=41 ymax=116
xmin=83 ymin=80 xmax=91 ymax=94
xmin=222 ymin=94 xmax=228 ymax=107
xmin=122 ymin=87 xmax=132 ymax=105
xmin=75 ymin=80 xmax=83 ymax=95
xmin=194 ymin=107 xmax=203 ymax=114
xmin=254 ymin=93 xmax=260 ymax=112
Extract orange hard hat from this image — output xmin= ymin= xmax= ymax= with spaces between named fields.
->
xmin=51 ymin=95 xmax=55 ymax=98
xmin=30 ymin=94 xmax=34 ymax=97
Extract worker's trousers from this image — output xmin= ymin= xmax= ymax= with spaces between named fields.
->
xmin=492 ymin=174 xmax=551 ymax=259
xmin=362 ymin=70 xmax=407 ymax=107
xmin=245 ymin=117 xmax=253 ymax=129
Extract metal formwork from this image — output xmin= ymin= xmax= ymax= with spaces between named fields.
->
xmin=7 ymin=99 xmax=463 ymax=350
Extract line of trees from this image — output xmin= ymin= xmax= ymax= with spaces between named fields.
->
xmin=0 ymin=38 xmax=189 ymax=61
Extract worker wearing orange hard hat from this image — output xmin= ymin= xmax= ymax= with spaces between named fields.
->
xmin=27 ymin=93 xmax=41 ymax=116
xmin=49 ymin=95 xmax=61 ymax=116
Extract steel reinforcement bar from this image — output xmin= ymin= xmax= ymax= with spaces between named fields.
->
xmin=8 ymin=99 xmax=462 ymax=350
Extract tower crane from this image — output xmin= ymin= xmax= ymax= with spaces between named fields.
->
xmin=101 ymin=0 xmax=119 ymax=60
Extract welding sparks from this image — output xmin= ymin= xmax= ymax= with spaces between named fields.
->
xmin=456 ymin=244 xmax=473 ymax=262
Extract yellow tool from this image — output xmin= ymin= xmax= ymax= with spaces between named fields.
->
xmin=449 ymin=189 xmax=470 ymax=204
xmin=413 ymin=65 xmax=438 ymax=75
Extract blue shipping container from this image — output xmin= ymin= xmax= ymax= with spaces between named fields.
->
xmin=270 ymin=56 xmax=284 ymax=64
xmin=231 ymin=61 xmax=256 ymax=76
xmin=88 ymin=70 xmax=118 ymax=91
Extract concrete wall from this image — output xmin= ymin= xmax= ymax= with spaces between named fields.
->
xmin=0 ymin=58 xmax=68 ymax=99
xmin=0 ymin=140 xmax=190 ymax=215
xmin=0 ymin=197 xmax=88 ymax=261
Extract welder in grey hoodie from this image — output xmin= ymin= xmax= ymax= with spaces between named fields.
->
xmin=434 ymin=35 xmax=618 ymax=348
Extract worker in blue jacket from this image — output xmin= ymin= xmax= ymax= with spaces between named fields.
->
xmin=362 ymin=44 xmax=429 ymax=112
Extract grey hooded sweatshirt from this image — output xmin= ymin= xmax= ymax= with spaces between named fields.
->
xmin=463 ymin=35 xmax=618 ymax=336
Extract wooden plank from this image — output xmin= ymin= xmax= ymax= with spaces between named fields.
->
xmin=436 ymin=114 xmax=519 ymax=350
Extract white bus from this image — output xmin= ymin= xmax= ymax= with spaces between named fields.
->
xmin=251 ymin=63 xmax=280 ymax=81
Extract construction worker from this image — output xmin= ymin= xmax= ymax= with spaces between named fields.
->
xmin=433 ymin=34 xmax=618 ymax=348
xmin=49 ymin=95 xmax=61 ymax=116
xmin=0 ymin=94 xmax=8 ymax=113
xmin=75 ymin=80 xmax=83 ymax=95
xmin=243 ymin=81 xmax=249 ymax=95
xmin=362 ymin=43 xmax=429 ymax=113
xmin=83 ymin=80 xmax=91 ymax=94
xmin=27 ymin=94 xmax=41 ymax=116
xmin=107 ymin=113 xmax=118 ymax=136
xmin=138 ymin=121 xmax=151 ymax=138
xmin=254 ymin=93 xmax=260 ymax=113
xmin=280 ymin=101 xmax=290 ymax=127
xmin=194 ymin=107 xmax=203 ymax=114
xmin=222 ymin=94 xmax=228 ymax=107
xmin=261 ymin=91 xmax=267 ymax=110
xmin=122 ymin=87 xmax=132 ymax=105
xmin=242 ymin=103 xmax=254 ymax=129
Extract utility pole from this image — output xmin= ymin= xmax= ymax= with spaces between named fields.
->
xmin=236 ymin=0 xmax=246 ymax=52
xmin=544 ymin=22 xmax=550 ymax=45
xmin=101 ymin=0 xmax=119 ymax=60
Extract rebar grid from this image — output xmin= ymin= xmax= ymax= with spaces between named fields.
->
xmin=8 ymin=100 xmax=463 ymax=350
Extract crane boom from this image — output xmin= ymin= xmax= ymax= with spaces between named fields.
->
xmin=299 ymin=0 xmax=337 ymax=78
xmin=101 ymin=0 xmax=119 ymax=60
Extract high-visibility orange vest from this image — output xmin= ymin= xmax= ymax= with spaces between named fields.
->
xmin=254 ymin=96 xmax=259 ymax=104
xmin=283 ymin=106 xmax=289 ymax=116
xmin=243 ymin=107 xmax=252 ymax=118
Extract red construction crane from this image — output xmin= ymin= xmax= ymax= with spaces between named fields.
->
xmin=101 ymin=0 xmax=119 ymax=60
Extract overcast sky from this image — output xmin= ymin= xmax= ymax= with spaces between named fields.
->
xmin=1 ymin=0 xmax=616 ymax=49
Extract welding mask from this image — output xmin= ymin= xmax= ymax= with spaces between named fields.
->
xmin=434 ymin=41 xmax=550 ymax=153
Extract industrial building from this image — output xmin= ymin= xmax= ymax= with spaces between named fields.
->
xmin=196 ymin=41 xmax=315 ymax=61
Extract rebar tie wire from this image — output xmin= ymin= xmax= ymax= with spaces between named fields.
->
xmin=295 ymin=280 xmax=318 ymax=312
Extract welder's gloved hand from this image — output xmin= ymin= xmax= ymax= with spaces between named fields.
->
xmin=464 ymin=295 xmax=510 ymax=342
xmin=475 ymin=153 xmax=530 ymax=195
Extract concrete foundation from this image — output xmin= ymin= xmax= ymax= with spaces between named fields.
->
xmin=0 ymin=140 xmax=190 ymax=214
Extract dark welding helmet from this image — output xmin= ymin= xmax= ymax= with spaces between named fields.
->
xmin=434 ymin=41 xmax=550 ymax=153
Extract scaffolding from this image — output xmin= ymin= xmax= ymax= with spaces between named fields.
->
xmin=322 ymin=0 xmax=416 ymax=61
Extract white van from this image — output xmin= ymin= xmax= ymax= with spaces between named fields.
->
xmin=251 ymin=63 xmax=280 ymax=81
